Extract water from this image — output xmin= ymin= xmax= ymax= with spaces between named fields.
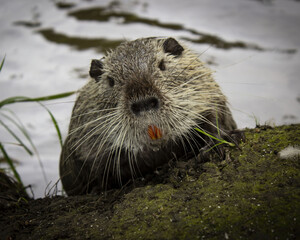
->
xmin=0 ymin=0 xmax=299 ymax=198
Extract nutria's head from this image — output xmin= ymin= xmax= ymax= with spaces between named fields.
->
xmin=82 ymin=37 xmax=226 ymax=153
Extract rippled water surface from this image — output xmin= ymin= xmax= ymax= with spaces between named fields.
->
xmin=1 ymin=0 xmax=299 ymax=197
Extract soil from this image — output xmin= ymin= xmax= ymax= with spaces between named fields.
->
xmin=0 ymin=124 xmax=300 ymax=240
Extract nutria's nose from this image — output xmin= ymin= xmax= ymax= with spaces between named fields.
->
xmin=131 ymin=97 xmax=159 ymax=115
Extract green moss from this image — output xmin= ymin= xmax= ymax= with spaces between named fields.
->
xmin=107 ymin=125 xmax=300 ymax=239
xmin=1 ymin=125 xmax=299 ymax=239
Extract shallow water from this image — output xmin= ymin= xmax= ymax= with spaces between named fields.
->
xmin=0 ymin=0 xmax=299 ymax=198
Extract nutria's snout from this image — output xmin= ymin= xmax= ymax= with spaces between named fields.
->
xmin=125 ymin=75 xmax=162 ymax=116
xmin=131 ymin=96 xmax=159 ymax=116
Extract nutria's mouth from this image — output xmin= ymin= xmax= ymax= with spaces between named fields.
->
xmin=148 ymin=125 xmax=162 ymax=140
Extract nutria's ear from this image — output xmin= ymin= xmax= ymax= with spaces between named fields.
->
xmin=163 ymin=38 xmax=184 ymax=56
xmin=89 ymin=59 xmax=103 ymax=82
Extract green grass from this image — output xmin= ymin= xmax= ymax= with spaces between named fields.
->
xmin=0 ymin=55 xmax=5 ymax=72
xmin=0 ymin=56 xmax=75 ymax=193
xmin=0 ymin=92 xmax=75 ymax=108
xmin=194 ymin=127 xmax=235 ymax=151
xmin=194 ymin=110 xmax=235 ymax=151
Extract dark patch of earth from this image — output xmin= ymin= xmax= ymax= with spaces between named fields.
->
xmin=1 ymin=124 xmax=300 ymax=240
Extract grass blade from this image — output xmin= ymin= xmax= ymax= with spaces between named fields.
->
xmin=0 ymin=119 xmax=33 ymax=155
xmin=0 ymin=143 xmax=23 ymax=185
xmin=1 ymin=111 xmax=36 ymax=150
xmin=38 ymin=102 xmax=63 ymax=148
xmin=205 ymin=142 xmax=223 ymax=153
xmin=0 ymin=55 xmax=5 ymax=72
xmin=1 ymin=110 xmax=48 ymax=183
xmin=0 ymin=91 xmax=73 ymax=186
xmin=194 ymin=127 xmax=235 ymax=147
xmin=0 ymin=91 xmax=75 ymax=108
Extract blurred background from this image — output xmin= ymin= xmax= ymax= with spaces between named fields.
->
xmin=0 ymin=0 xmax=299 ymax=198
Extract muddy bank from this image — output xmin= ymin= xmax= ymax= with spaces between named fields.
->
xmin=1 ymin=124 xmax=299 ymax=240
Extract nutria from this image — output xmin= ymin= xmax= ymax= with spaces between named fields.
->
xmin=60 ymin=37 xmax=240 ymax=195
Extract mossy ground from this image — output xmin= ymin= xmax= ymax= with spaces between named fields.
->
xmin=0 ymin=124 xmax=299 ymax=240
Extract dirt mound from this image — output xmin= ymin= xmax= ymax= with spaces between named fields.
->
xmin=1 ymin=125 xmax=299 ymax=240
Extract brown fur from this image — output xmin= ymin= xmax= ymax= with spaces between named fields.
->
xmin=60 ymin=37 xmax=238 ymax=195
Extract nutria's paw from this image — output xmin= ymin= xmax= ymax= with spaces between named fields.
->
xmin=227 ymin=129 xmax=245 ymax=146
xmin=197 ymin=129 xmax=245 ymax=162
xmin=198 ymin=144 xmax=225 ymax=162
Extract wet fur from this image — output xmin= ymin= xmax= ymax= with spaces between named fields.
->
xmin=60 ymin=37 xmax=238 ymax=195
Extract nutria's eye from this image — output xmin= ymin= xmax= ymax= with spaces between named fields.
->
xmin=107 ymin=76 xmax=115 ymax=87
xmin=158 ymin=60 xmax=166 ymax=71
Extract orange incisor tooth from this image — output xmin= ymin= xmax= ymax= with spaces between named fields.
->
xmin=148 ymin=125 xmax=162 ymax=140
